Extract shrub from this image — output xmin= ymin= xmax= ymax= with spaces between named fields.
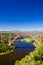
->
xmin=0 ymin=43 xmax=15 ymax=53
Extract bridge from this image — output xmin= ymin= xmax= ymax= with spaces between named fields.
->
xmin=0 ymin=32 xmax=43 ymax=45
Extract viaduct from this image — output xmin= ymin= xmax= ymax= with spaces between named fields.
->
xmin=0 ymin=32 xmax=43 ymax=45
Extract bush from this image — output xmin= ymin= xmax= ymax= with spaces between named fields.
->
xmin=2 ymin=37 xmax=8 ymax=44
xmin=0 ymin=43 xmax=15 ymax=53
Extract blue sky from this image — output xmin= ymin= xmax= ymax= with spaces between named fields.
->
xmin=0 ymin=0 xmax=43 ymax=31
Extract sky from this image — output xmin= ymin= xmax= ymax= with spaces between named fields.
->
xmin=0 ymin=0 xmax=43 ymax=31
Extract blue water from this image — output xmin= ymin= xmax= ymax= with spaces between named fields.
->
xmin=13 ymin=41 xmax=35 ymax=60
xmin=0 ymin=41 xmax=35 ymax=65
xmin=15 ymin=41 xmax=35 ymax=48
